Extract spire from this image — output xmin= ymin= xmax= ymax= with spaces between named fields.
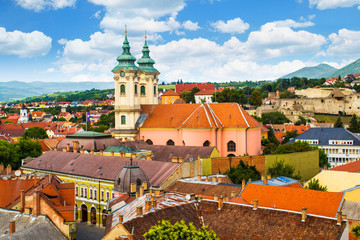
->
xmin=137 ymin=34 xmax=158 ymax=73
xmin=112 ymin=27 xmax=138 ymax=72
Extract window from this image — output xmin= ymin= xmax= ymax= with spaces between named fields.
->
xmin=117 ymin=178 xmax=121 ymax=185
xmin=75 ymin=186 xmax=78 ymax=197
xmin=120 ymin=84 xmax=126 ymax=94
xmin=80 ymin=188 xmax=83 ymax=197
xmin=121 ymin=115 xmax=126 ymax=125
xmin=106 ymin=192 xmax=110 ymax=201
xmin=94 ymin=190 xmax=97 ymax=200
xmin=90 ymin=189 xmax=93 ymax=199
xmin=154 ymin=86 xmax=156 ymax=95
xmin=203 ymin=140 xmax=210 ymax=147
xmin=227 ymin=141 xmax=236 ymax=152
xmin=101 ymin=191 xmax=104 ymax=201
xmin=84 ymin=188 xmax=87 ymax=198
xmin=136 ymin=178 xmax=141 ymax=186
xmin=135 ymin=84 xmax=137 ymax=94
xmin=167 ymin=139 xmax=175 ymax=146
xmin=146 ymin=139 xmax=153 ymax=145
xmin=141 ymin=86 xmax=146 ymax=95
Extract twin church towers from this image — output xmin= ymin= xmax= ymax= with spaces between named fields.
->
xmin=112 ymin=30 xmax=159 ymax=140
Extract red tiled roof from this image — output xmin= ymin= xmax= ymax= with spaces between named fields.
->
xmin=237 ymin=184 xmax=344 ymax=217
xmin=141 ymin=103 xmax=262 ymax=129
xmin=194 ymin=89 xmax=215 ymax=96
xmin=329 ymin=160 xmax=360 ymax=172
xmin=162 ymin=89 xmax=179 ymax=96
xmin=175 ymin=83 xmax=215 ymax=93
xmin=285 ymin=124 xmax=311 ymax=133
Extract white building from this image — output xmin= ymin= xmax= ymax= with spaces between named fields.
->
xmin=194 ymin=89 xmax=215 ymax=103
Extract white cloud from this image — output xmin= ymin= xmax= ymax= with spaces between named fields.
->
xmin=324 ymin=29 xmax=360 ymax=57
xmin=210 ymin=18 xmax=249 ymax=34
xmin=15 ymin=0 xmax=76 ymax=12
xmin=70 ymin=73 xmax=113 ymax=82
xmin=94 ymin=10 xmax=101 ymax=19
xmin=182 ymin=20 xmax=200 ymax=31
xmin=264 ymin=19 xmax=314 ymax=29
xmin=0 ymin=27 xmax=52 ymax=58
xmin=309 ymin=0 xmax=360 ymax=10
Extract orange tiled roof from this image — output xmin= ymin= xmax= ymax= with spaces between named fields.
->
xmin=194 ymin=89 xmax=215 ymax=96
xmin=0 ymin=178 xmax=41 ymax=207
xmin=175 ymin=83 xmax=215 ymax=93
xmin=141 ymin=103 xmax=262 ymax=129
xmin=162 ymin=89 xmax=179 ymax=96
xmin=285 ymin=124 xmax=311 ymax=134
xmin=329 ymin=160 xmax=360 ymax=172
xmin=237 ymin=184 xmax=344 ymax=217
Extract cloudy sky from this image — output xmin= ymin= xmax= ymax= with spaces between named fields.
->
xmin=1 ymin=0 xmax=360 ymax=83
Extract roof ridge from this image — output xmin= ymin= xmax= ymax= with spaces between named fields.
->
xmin=207 ymin=103 xmax=223 ymax=128
xmin=201 ymin=104 xmax=213 ymax=128
xmin=179 ymin=104 xmax=203 ymax=128
xmin=237 ymin=103 xmax=250 ymax=128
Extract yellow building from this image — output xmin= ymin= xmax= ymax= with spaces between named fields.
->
xmin=161 ymin=89 xmax=180 ymax=104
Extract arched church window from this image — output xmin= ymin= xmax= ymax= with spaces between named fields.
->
xmin=203 ymin=140 xmax=210 ymax=147
xmin=121 ymin=115 xmax=126 ymax=125
xmin=120 ymin=84 xmax=126 ymax=94
xmin=167 ymin=139 xmax=175 ymax=146
xmin=146 ymin=139 xmax=153 ymax=145
xmin=135 ymin=84 xmax=138 ymax=94
xmin=227 ymin=141 xmax=236 ymax=152
xmin=141 ymin=86 xmax=146 ymax=95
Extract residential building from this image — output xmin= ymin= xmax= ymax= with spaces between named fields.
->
xmin=175 ymin=83 xmax=215 ymax=94
xmin=194 ymin=89 xmax=215 ymax=103
xmin=160 ymin=89 xmax=179 ymax=104
xmin=289 ymin=128 xmax=360 ymax=167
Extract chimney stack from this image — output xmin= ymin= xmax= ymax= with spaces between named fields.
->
xmin=301 ymin=208 xmax=307 ymax=222
xmin=139 ymin=186 xmax=144 ymax=197
xmin=62 ymin=147 xmax=67 ymax=152
xmin=20 ymin=190 xmax=25 ymax=213
xmin=248 ymin=178 xmax=252 ymax=183
xmin=214 ymin=195 xmax=218 ymax=201
xmin=54 ymin=147 xmax=57 ymax=151
xmin=263 ymin=176 xmax=268 ymax=185
xmin=136 ymin=206 xmax=143 ymax=217
xmin=124 ymin=138 xmax=127 ymax=143
xmin=111 ymin=151 xmax=114 ymax=157
xmin=218 ymin=177 xmax=222 ymax=183
xmin=337 ymin=211 xmax=342 ymax=225
xmin=267 ymin=174 xmax=271 ymax=180
xmin=131 ymin=153 xmax=136 ymax=160
xmin=0 ymin=163 xmax=4 ymax=173
xmin=142 ymin=136 xmax=145 ymax=141
xmin=145 ymin=200 xmax=151 ymax=213
xmin=6 ymin=165 xmax=11 ymax=175
xmin=33 ymin=190 xmax=40 ymax=217
xmin=118 ymin=215 xmax=123 ymax=224
xmin=72 ymin=141 xmax=79 ymax=153
xmin=154 ymin=189 xmax=161 ymax=196
xmin=146 ymin=155 xmax=151 ymax=161
xmin=152 ymin=199 xmax=157 ymax=208
xmin=223 ymin=195 xmax=229 ymax=202
xmin=324 ymin=165 xmax=328 ymax=170
xmin=66 ymin=143 xmax=70 ymax=152
xmin=90 ymin=149 xmax=94 ymax=155
xmin=171 ymin=157 xmax=178 ymax=163
xmin=143 ymin=181 xmax=148 ymax=190
xmin=242 ymin=179 xmax=246 ymax=189
xmin=218 ymin=196 xmax=224 ymax=210
xmin=205 ymin=176 xmax=209 ymax=182
xmin=197 ymin=175 xmax=201 ymax=181
xmin=80 ymin=149 xmax=84 ymax=154
xmin=135 ymin=192 xmax=139 ymax=199
xmin=253 ymin=200 xmax=258 ymax=210
xmin=100 ymin=150 xmax=104 ymax=156
xmin=9 ymin=221 xmax=15 ymax=234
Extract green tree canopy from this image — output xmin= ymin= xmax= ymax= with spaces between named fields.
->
xmin=23 ymin=127 xmax=48 ymax=139
xmin=225 ymin=160 xmax=261 ymax=184
xmin=282 ymin=130 xmax=299 ymax=144
xmin=348 ymin=115 xmax=360 ymax=133
xmin=334 ymin=116 xmax=343 ymax=128
xmin=143 ymin=220 xmax=218 ymax=240
xmin=267 ymin=160 xmax=301 ymax=180
xmin=261 ymin=112 xmax=290 ymax=124
xmin=305 ymin=178 xmax=327 ymax=191
xmin=280 ymin=90 xmax=297 ymax=99
xmin=351 ymin=223 xmax=360 ymax=239
xmin=250 ymin=89 xmax=262 ymax=106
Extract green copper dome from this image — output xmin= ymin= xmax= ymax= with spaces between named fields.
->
xmin=112 ymin=31 xmax=138 ymax=72
xmin=137 ymin=37 xmax=158 ymax=73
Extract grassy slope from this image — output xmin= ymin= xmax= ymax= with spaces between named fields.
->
xmin=314 ymin=114 xmax=352 ymax=125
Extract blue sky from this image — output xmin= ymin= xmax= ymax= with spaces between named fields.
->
xmin=1 ymin=0 xmax=360 ymax=83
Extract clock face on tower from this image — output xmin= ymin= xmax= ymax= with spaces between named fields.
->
xmin=120 ymin=71 xmax=125 ymax=77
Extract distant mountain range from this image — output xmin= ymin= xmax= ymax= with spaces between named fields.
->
xmin=0 ymin=81 xmax=114 ymax=102
xmin=281 ymin=58 xmax=360 ymax=79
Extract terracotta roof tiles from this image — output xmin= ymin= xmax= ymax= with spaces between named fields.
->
xmin=330 ymin=160 xmax=360 ymax=172
xmin=161 ymin=89 xmax=179 ymax=96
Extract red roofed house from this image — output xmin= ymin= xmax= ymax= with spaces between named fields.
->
xmin=175 ymin=83 xmax=215 ymax=94
xmin=57 ymin=112 xmax=73 ymax=121
xmin=161 ymin=89 xmax=180 ymax=104
xmin=194 ymin=89 xmax=215 ymax=103
xmin=31 ymin=111 xmax=46 ymax=120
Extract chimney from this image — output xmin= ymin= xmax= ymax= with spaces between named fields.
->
xmin=205 ymin=176 xmax=209 ymax=182
xmin=100 ymin=150 xmax=104 ymax=156
xmin=301 ymin=208 xmax=307 ymax=222
xmin=212 ymin=176 xmax=217 ymax=183
xmin=230 ymin=191 xmax=236 ymax=198
xmin=0 ymin=163 xmax=4 ymax=173
xmin=131 ymin=153 xmax=136 ymax=160
xmin=324 ymin=165 xmax=328 ymax=170
xmin=133 ymin=137 xmax=136 ymax=142
xmin=136 ymin=206 xmax=143 ymax=217
xmin=218 ymin=196 xmax=224 ymax=210
xmin=149 ymin=188 xmax=153 ymax=195
xmin=248 ymin=178 xmax=252 ymax=183
xmin=171 ymin=157 xmax=178 ymax=163
xmin=178 ymin=157 xmax=184 ymax=163
xmin=142 ymin=136 xmax=145 ymax=141
xmin=135 ymin=192 xmax=139 ymax=198
xmin=145 ymin=200 xmax=151 ymax=213
xmin=122 ymin=152 xmax=126 ymax=158
xmin=72 ymin=141 xmax=79 ymax=153
xmin=80 ymin=149 xmax=84 ymax=154
xmin=197 ymin=175 xmax=201 ymax=181
xmin=62 ymin=147 xmax=67 ymax=152
xmin=130 ymin=183 xmax=136 ymax=193
xmin=223 ymin=195 xmax=229 ymax=202
xmin=118 ymin=215 xmax=123 ymax=224
xmin=214 ymin=195 xmax=218 ymax=201
xmin=33 ymin=190 xmax=40 ymax=217
xmin=218 ymin=177 xmax=222 ymax=183
xmin=6 ymin=165 xmax=11 ymax=175
xmin=154 ymin=189 xmax=161 ymax=196
xmin=111 ymin=151 xmax=114 ymax=157
xmin=66 ymin=143 xmax=70 ymax=152
xmin=143 ymin=181 xmax=148 ymax=190
xmin=54 ymin=147 xmax=57 ymax=151
xmin=253 ymin=200 xmax=258 ymax=210
xmin=152 ymin=199 xmax=157 ymax=208
xmin=146 ymin=155 xmax=151 ymax=161
xmin=337 ymin=211 xmax=342 ymax=225
xmin=139 ymin=186 xmax=144 ymax=197
xmin=20 ymin=190 xmax=25 ymax=213
xmin=242 ymin=179 xmax=246 ymax=189
xmin=124 ymin=138 xmax=127 ymax=143
xmin=9 ymin=221 xmax=15 ymax=234
xmin=267 ymin=174 xmax=271 ymax=180
xmin=263 ymin=176 xmax=268 ymax=185
xmin=90 ymin=149 xmax=94 ymax=155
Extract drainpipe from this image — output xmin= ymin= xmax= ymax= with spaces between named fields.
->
xmin=245 ymin=127 xmax=249 ymax=155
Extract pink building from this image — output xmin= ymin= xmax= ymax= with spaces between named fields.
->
xmin=138 ymin=103 xmax=262 ymax=157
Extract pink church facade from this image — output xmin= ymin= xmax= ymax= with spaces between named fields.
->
xmin=138 ymin=103 xmax=262 ymax=157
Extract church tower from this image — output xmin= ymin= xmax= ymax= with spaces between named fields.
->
xmin=18 ymin=104 xmax=29 ymax=123
xmin=113 ymin=31 xmax=159 ymax=141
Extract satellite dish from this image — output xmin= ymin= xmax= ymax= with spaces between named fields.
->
xmin=185 ymin=194 xmax=191 ymax=201
xmin=15 ymin=170 xmax=21 ymax=176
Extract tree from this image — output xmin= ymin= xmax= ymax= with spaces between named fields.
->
xmin=57 ymin=117 xmax=66 ymax=121
xmin=23 ymin=127 xmax=48 ymax=139
xmin=50 ymin=107 xmax=61 ymax=116
xmin=280 ymin=90 xmax=297 ymax=99
xmin=261 ymin=112 xmax=290 ymax=124
xmin=225 ymin=160 xmax=261 ymax=184
xmin=334 ymin=116 xmax=343 ymax=128
xmin=143 ymin=220 xmax=218 ymax=240
xmin=348 ymin=115 xmax=360 ymax=133
xmin=317 ymin=148 xmax=330 ymax=168
xmin=180 ymin=91 xmax=195 ymax=103
xmin=272 ymin=141 xmax=313 ymax=154
xmin=282 ymin=130 xmax=299 ymax=144
xmin=250 ymin=89 xmax=262 ymax=106
xmin=305 ymin=178 xmax=327 ymax=191
xmin=295 ymin=116 xmax=306 ymax=126
xmin=351 ymin=223 xmax=360 ymax=239
xmin=267 ymin=160 xmax=301 ymax=180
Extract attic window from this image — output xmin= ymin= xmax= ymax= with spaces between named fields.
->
xmin=117 ymin=178 xmax=121 ymax=185
xmin=98 ymin=167 xmax=102 ymax=170
xmin=146 ymin=139 xmax=153 ymax=145
xmin=203 ymin=140 xmax=210 ymax=147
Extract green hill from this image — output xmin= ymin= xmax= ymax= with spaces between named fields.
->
xmin=321 ymin=58 xmax=360 ymax=78
xmin=281 ymin=63 xmax=337 ymax=79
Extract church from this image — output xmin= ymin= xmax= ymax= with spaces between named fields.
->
xmin=112 ymin=31 xmax=262 ymax=157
